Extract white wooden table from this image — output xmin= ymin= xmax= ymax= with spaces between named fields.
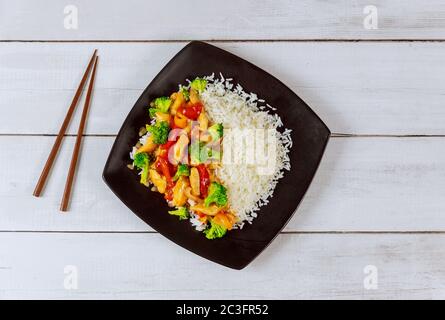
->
xmin=1 ymin=0 xmax=445 ymax=299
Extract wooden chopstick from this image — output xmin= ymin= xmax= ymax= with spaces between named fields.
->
xmin=33 ymin=49 xmax=98 ymax=197
xmin=60 ymin=56 xmax=99 ymax=212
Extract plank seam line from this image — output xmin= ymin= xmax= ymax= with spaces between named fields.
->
xmin=0 ymin=230 xmax=444 ymax=234
xmin=331 ymin=134 xmax=445 ymax=138
xmin=3 ymin=39 xmax=445 ymax=43
xmin=1 ymin=133 xmax=445 ymax=138
xmin=0 ymin=133 xmax=116 ymax=137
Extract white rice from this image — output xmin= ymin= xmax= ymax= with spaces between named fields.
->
xmin=200 ymin=74 xmax=292 ymax=227
xmin=189 ymin=212 xmax=207 ymax=231
xmin=129 ymin=146 xmax=138 ymax=160
xmin=139 ymin=132 xmax=150 ymax=146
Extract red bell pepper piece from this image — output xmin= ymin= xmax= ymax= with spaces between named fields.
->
xmin=156 ymin=158 xmax=173 ymax=185
xmin=155 ymin=157 xmax=175 ymax=201
xmin=196 ymin=164 xmax=210 ymax=198
xmin=177 ymin=102 xmax=203 ymax=121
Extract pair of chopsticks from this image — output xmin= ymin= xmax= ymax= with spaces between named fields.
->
xmin=33 ymin=49 xmax=99 ymax=212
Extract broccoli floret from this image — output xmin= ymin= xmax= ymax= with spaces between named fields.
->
xmin=208 ymin=123 xmax=223 ymax=141
xmin=204 ymin=182 xmax=228 ymax=207
xmin=204 ymin=218 xmax=227 ymax=239
xmin=146 ymin=121 xmax=170 ymax=144
xmin=168 ymin=207 xmax=189 ymax=220
xmin=180 ymin=86 xmax=190 ymax=101
xmin=133 ymin=152 xmax=151 ymax=185
xmin=154 ymin=97 xmax=172 ymax=112
xmin=148 ymin=96 xmax=171 ymax=118
xmin=140 ymin=167 xmax=149 ymax=185
xmin=133 ymin=152 xmax=148 ymax=169
xmin=148 ymin=108 xmax=158 ymax=118
xmin=173 ymin=164 xmax=190 ymax=181
xmin=190 ymin=77 xmax=207 ymax=93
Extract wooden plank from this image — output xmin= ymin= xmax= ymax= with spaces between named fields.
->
xmin=2 ymin=42 xmax=445 ymax=135
xmin=2 ymin=136 xmax=445 ymax=232
xmin=2 ymin=0 xmax=445 ymax=40
xmin=1 ymin=232 xmax=444 ymax=299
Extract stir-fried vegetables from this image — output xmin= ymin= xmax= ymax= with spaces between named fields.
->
xmin=129 ymin=80 xmax=235 ymax=239
xmin=179 ymin=86 xmax=190 ymax=101
xmin=173 ymin=112 xmax=187 ymax=129
xmin=173 ymin=134 xmax=189 ymax=163
xmin=133 ymin=152 xmax=151 ymax=185
xmin=170 ymin=91 xmax=185 ymax=115
xmin=177 ymin=102 xmax=203 ymax=120
xmin=168 ymin=207 xmax=189 ymax=220
xmin=204 ymin=182 xmax=228 ymax=207
xmin=149 ymin=96 xmax=171 ymax=117
xmin=208 ymin=123 xmax=223 ymax=141
xmin=213 ymin=212 xmax=235 ymax=230
xmin=172 ymin=176 xmax=189 ymax=207
xmin=190 ymin=77 xmax=207 ymax=93
xmin=149 ymin=169 xmax=167 ymax=193
xmin=196 ymin=164 xmax=210 ymax=198
xmin=133 ymin=152 xmax=149 ymax=169
xmin=191 ymin=203 xmax=219 ymax=216
xmin=137 ymin=135 xmax=157 ymax=154
xmin=189 ymin=88 xmax=200 ymax=104
xmin=156 ymin=157 xmax=174 ymax=188
xmin=189 ymin=167 xmax=200 ymax=196
xmin=204 ymin=218 xmax=227 ymax=239
xmin=173 ymin=164 xmax=190 ymax=181
xmin=146 ymin=121 xmax=169 ymax=144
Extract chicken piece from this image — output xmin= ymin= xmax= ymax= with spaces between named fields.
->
xmin=173 ymin=134 xmax=189 ymax=164
xmin=172 ymin=176 xmax=189 ymax=207
xmin=213 ymin=212 xmax=236 ymax=230
xmin=174 ymin=113 xmax=187 ymax=128
xmin=185 ymin=187 xmax=201 ymax=203
xmin=170 ymin=90 xmax=185 ymax=115
xmin=155 ymin=112 xmax=170 ymax=123
xmin=137 ymin=135 xmax=156 ymax=153
xmin=189 ymin=167 xmax=200 ymax=196
xmin=198 ymin=112 xmax=208 ymax=131
xmin=190 ymin=203 xmax=220 ymax=216
xmin=149 ymin=169 xmax=167 ymax=194
xmin=189 ymin=88 xmax=200 ymax=104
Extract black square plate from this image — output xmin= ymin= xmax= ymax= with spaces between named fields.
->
xmin=103 ymin=41 xmax=330 ymax=269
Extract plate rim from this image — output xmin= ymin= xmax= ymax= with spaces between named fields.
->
xmin=102 ymin=40 xmax=331 ymax=269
